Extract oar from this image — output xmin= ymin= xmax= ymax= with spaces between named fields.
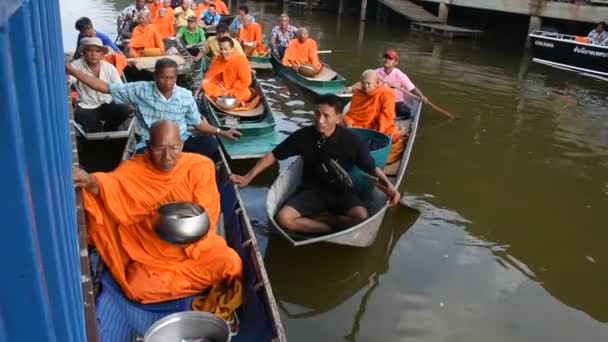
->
xmin=318 ymin=50 xmax=346 ymax=54
xmin=379 ymin=79 xmax=457 ymax=120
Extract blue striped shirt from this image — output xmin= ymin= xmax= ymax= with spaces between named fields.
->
xmin=109 ymin=81 xmax=201 ymax=142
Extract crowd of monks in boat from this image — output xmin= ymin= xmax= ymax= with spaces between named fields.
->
xmin=65 ymin=0 xmax=431 ymax=322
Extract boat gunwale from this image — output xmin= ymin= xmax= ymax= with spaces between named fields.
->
xmin=270 ymin=52 xmax=347 ymax=90
xmin=529 ymin=31 xmax=608 ymax=50
xmin=266 ymin=100 xmax=423 ymax=247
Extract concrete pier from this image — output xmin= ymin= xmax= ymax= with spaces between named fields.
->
xmin=438 ymin=2 xmax=449 ymax=23
xmin=417 ymin=0 xmax=608 ymax=24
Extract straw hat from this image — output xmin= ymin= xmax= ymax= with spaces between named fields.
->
xmin=78 ymin=37 xmax=109 ymax=55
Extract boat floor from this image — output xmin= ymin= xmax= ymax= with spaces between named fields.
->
xmin=220 ymin=131 xmax=281 ymax=160
xmin=302 ymin=66 xmax=338 ymax=81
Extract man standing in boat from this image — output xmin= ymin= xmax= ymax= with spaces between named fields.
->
xmin=69 ymin=37 xmax=130 ymax=133
xmin=117 ymin=0 xmax=150 ymax=39
xmin=73 ymin=17 xmax=120 ymax=59
xmin=66 ymin=58 xmax=240 ymax=161
xmin=231 ymin=94 xmax=400 ymax=234
xmin=588 ymin=21 xmax=608 ymax=46
xmin=345 ymin=50 xmax=427 ymax=120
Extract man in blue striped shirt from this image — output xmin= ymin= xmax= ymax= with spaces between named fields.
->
xmin=66 ymin=58 xmax=240 ymax=161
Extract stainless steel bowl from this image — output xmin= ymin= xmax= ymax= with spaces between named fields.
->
xmin=216 ymin=95 xmax=238 ymax=110
xmin=143 ymin=311 xmax=230 ymax=342
xmin=156 ymin=202 xmax=210 ymax=245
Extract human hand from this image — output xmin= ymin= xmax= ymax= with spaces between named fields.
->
xmin=73 ymin=167 xmax=90 ymax=188
xmin=65 ymin=61 xmax=75 ymax=75
xmin=229 ymin=174 xmax=251 ymax=188
xmin=387 ymin=187 xmax=401 ymax=206
xmin=220 ymin=128 xmax=241 ymax=140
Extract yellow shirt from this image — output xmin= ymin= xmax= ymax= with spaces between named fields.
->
xmin=203 ymin=36 xmax=245 ymax=57
xmin=174 ymin=7 xmax=195 ymax=27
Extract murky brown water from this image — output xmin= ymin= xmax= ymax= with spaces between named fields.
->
xmin=61 ymin=1 xmax=608 ymax=341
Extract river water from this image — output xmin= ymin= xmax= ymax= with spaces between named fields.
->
xmin=60 ymin=1 xmax=608 ymax=341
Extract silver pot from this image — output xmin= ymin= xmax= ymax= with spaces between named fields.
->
xmin=216 ymin=95 xmax=238 ymax=110
xmin=143 ymin=311 xmax=230 ymax=342
xmin=156 ymin=202 xmax=210 ymax=245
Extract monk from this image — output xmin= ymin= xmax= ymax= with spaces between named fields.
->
xmin=149 ymin=0 xmax=163 ymax=18
xmin=201 ymin=37 xmax=252 ymax=104
xmin=238 ymin=15 xmax=268 ymax=57
xmin=152 ymin=7 xmax=175 ymax=39
xmin=344 ymin=70 xmax=405 ymax=165
xmin=211 ymin=0 xmax=229 ymax=15
xmin=163 ymin=0 xmax=175 ymax=25
xmin=282 ymin=27 xmax=322 ymax=75
xmin=74 ymin=120 xmax=243 ymax=303
xmin=128 ymin=11 xmax=165 ymax=57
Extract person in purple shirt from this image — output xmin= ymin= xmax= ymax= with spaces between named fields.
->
xmin=74 ymin=17 xmax=120 ymax=59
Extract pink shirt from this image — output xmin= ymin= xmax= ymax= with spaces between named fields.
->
xmin=376 ymin=67 xmax=416 ymax=103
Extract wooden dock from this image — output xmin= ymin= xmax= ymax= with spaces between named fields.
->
xmin=289 ymin=1 xmax=328 ymax=11
xmin=377 ymin=0 xmax=442 ymax=23
xmin=411 ymin=22 xmax=483 ymax=39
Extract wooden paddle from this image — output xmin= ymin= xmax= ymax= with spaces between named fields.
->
xmin=378 ymin=79 xmax=457 ymax=120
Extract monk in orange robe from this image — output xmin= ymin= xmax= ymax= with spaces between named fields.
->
xmin=238 ymin=15 xmax=268 ymax=56
xmin=201 ymin=36 xmax=252 ymax=104
xmin=282 ymin=27 xmax=322 ymax=74
xmin=149 ymin=0 xmax=163 ymax=18
xmin=344 ymin=70 xmax=405 ymax=164
xmin=163 ymin=0 xmax=175 ymax=25
xmin=128 ymin=11 xmax=165 ymax=57
xmin=75 ymin=120 xmax=242 ymax=304
xmin=152 ymin=7 xmax=175 ymax=38
xmin=211 ymin=0 xmax=229 ymax=14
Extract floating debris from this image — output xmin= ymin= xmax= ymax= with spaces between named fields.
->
xmin=285 ymin=100 xmax=305 ymax=106
xmin=290 ymin=110 xmax=313 ymax=115
xmin=259 ymin=82 xmax=282 ymax=90
xmin=279 ymin=93 xmax=290 ymax=99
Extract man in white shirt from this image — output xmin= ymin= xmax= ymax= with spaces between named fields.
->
xmin=69 ymin=37 xmax=130 ymax=132
xmin=588 ymin=21 xmax=608 ymax=46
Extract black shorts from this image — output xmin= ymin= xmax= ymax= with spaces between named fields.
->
xmin=284 ymin=185 xmax=366 ymax=218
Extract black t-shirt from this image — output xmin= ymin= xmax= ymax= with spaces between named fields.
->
xmin=272 ymin=125 xmax=376 ymax=186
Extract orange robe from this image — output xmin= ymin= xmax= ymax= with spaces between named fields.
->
xmin=213 ymin=0 xmax=229 ymax=14
xmin=282 ymin=38 xmax=322 ymax=70
xmin=164 ymin=7 xmax=175 ymax=25
xmin=344 ymin=86 xmax=405 ymax=164
xmin=103 ymin=53 xmax=128 ymax=75
xmin=202 ymin=53 xmax=252 ymax=102
xmin=238 ymin=22 xmax=268 ymax=55
xmin=129 ymin=24 xmax=165 ymax=57
xmin=82 ymin=153 xmax=242 ymax=303
xmin=149 ymin=2 xmax=162 ymax=18
xmin=152 ymin=15 xmax=175 ymax=39
xmin=193 ymin=6 xmax=205 ymax=18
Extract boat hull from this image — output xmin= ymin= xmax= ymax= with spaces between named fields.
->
xmin=266 ymin=100 xmax=423 ymax=247
xmin=200 ymin=78 xmax=281 ymax=159
xmin=529 ymin=30 xmax=608 ymax=77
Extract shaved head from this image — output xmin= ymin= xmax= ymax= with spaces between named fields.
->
xmin=297 ymin=27 xmax=309 ymax=42
xmin=361 ymin=69 xmax=378 ymax=93
xmin=148 ymin=120 xmax=183 ymax=172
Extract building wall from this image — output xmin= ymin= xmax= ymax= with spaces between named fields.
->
xmin=417 ymin=0 xmax=608 ymax=23
xmin=0 ymin=0 xmax=87 ymax=341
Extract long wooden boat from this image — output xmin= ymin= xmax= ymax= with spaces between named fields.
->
xmin=199 ymin=77 xmax=281 ymax=159
xmin=265 ymin=100 xmax=423 ymax=247
xmin=120 ymin=37 xmax=194 ymax=82
xmin=270 ymin=52 xmax=351 ymax=97
xmin=248 ymin=52 xmax=273 ymax=70
xmin=529 ymin=30 xmax=608 ymax=78
xmin=75 ymin=124 xmax=286 ymax=341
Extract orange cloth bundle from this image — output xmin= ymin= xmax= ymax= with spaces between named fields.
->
xmin=282 ymin=38 xmax=322 ymax=70
xmin=103 ymin=53 xmax=128 ymax=75
xmin=192 ymin=278 xmax=243 ymax=319
xmin=575 ymin=36 xmax=591 ymax=43
xmin=82 ymin=153 xmax=243 ymax=303
xmin=202 ymin=53 xmax=253 ymax=103
xmin=344 ymin=86 xmax=405 ymax=163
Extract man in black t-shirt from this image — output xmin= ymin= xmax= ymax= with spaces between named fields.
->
xmin=231 ymin=94 xmax=400 ymax=234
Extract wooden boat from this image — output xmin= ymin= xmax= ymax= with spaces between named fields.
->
xmin=75 ymin=122 xmax=286 ymax=341
xmin=121 ymin=37 xmax=194 ymax=81
xmin=529 ymin=30 xmax=608 ymax=78
xmin=265 ymin=100 xmax=423 ymax=247
xmin=270 ymin=52 xmax=351 ymax=97
xmin=247 ymin=52 xmax=273 ymax=70
xmin=199 ymin=77 xmax=281 ymax=159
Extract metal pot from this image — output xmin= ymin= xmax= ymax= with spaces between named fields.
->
xmin=216 ymin=95 xmax=238 ymax=110
xmin=143 ymin=311 xmax=230 ymax=342
xmin=156 ymin=202 xmax=210 ymax=245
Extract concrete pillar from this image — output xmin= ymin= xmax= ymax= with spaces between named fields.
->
xmin=438 ymin=3 xmax=449 ymax=23
xmin=527 ymin=15 xmax=542 ymax=46
xmin=360 ymin=0 xmax=368 ymax=21
xmin=338 ymin=0 xmax=344 ymax=15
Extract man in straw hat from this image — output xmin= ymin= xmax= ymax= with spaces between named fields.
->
xmin=69 ymin=37 xmax=130 ymax=133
